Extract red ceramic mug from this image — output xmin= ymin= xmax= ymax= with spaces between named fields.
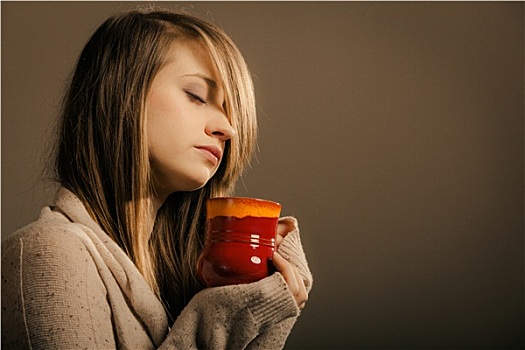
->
xmin=196 ymin=197 xmax=282 ymax=287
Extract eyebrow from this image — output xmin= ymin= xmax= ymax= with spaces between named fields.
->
xmin=182 ymin=73 xmax=218 ymax=90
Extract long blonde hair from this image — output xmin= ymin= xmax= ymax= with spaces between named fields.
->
xmin=53 ymin=9 xmax=257 ymax=319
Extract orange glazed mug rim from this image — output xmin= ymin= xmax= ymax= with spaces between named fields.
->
xmin=206 ymin=197 xmax=282 ymax=218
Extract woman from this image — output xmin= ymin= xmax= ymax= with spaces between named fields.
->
xmin=1 ymin=8 xmax=312 ymax=350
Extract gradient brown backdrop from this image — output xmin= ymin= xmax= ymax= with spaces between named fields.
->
xmin=2 ymin=1 xmax=524 ymax=349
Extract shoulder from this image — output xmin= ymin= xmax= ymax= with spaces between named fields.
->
xmin=1 ymin=209 xmax=114 ymax=350
xmin=2 ymin=207 xmax=96 ymax=271
xmin=2 ymin=207 xmax=107 ymax=311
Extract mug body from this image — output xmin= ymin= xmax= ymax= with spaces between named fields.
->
xmin=197 ymin=197 xmax=281 ymax=287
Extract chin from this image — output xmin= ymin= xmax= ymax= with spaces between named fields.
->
xmin=176 ymin=176 xmax=213 ymax=192
xmin=187 ymin=182 xmax=208 ymax=192
xmin=168 ymin=168 xmax=218 ymax=193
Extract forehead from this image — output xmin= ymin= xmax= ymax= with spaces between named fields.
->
xmin=162 ymin=40 xmax=222 ymax=84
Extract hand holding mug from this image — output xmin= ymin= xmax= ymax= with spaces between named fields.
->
xmin=274 ymin=220 xmax=309 ymax=309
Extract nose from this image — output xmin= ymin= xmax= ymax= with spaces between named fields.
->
xmin=206 ymin=112 xmax=236 ymax=142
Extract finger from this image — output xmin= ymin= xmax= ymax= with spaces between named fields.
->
xmin=275 ymin=232 xmax=284 ymax=247
xmin=275 ymin=223 xmax=286 ymax=246
xmin=273 ymin=253 xmax=309 ymax=309
xmin=292 ymin=265 xmax=308 ymax=305
xmin=276 ymin=220 xmax=294 ymax=247
xmin=272 ymin=252 xmax=299 ymax=295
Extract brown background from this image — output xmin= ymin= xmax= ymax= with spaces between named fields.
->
xmin=2 ymin=1 xmax=524 ymax=349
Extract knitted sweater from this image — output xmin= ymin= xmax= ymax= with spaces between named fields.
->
xmin=2 ymin=188 xmax=313 ymax=349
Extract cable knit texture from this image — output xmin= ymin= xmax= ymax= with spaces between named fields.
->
xmin=1 ymin=188 xmax=313 ymax=349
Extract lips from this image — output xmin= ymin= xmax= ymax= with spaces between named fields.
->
xmin=195 ymin=145 xmax=222 ymax=165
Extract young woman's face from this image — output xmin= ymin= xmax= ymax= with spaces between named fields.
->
xmin=146 ymin=40 xmax=235 ymax=199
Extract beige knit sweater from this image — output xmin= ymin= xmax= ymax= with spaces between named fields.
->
xmin=2 ymin=188 xmax=313 ymax=349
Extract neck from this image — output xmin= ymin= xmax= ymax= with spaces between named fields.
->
xmin=147 ymin=191 xmax=170 ymax=236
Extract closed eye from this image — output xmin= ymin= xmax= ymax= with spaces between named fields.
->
xmin=184 ymin=90 xmax=206 ymax=105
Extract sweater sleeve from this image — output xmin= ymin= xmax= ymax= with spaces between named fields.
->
xmin=243 ymin=216 xmax=313 ymax=349
xmin=1 ymin=227 xmax=116 ymax=349
xmin=160 ymin=217 xmax=313 ymax=350
xmin=159 ymin=272 xmax=299 ymax=350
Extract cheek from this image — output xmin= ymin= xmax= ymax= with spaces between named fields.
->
xmin=146 ymin=94 xmax=184 ymax=147
xmin=148 ymin=87 xmax=172 ymax=113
